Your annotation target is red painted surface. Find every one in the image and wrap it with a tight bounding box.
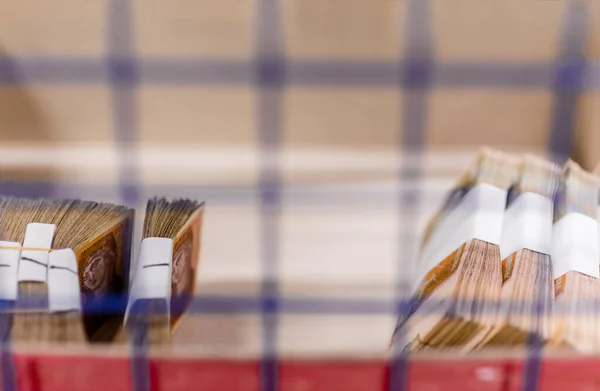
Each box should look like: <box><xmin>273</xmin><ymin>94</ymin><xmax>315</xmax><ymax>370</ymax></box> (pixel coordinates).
<box><xmin>14</xmin><ymin>353</ymin><xmax>131</xmax><ymax>391</ymax></box>
<box><xmin>6</xmin><ymin>353</ymin><xmax>600</xmax><ymax>391</ymax></box>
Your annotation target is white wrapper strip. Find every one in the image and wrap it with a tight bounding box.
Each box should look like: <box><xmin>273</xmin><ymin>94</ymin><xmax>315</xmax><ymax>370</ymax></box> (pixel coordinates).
<box><xmin>48</xmin><ymin>249</ymin><xmax>81</xmax><ymax>312</ymax></box>
<box><xmin>416</xmin><ymin>183</ymin><xmax>507</xmax><ymax>287</ymax></box>
<box><xmin>125</xmin><ymin>237</ymin><xmax>173</xmax><ymax>323</ymax></box>
<box><xmin>0</xmin><ymin>241</ymin><xmax>22</xmax><ymax>301</ymax></box>
<box><xmin>17</xmin><ymin>223</ymin><xmax>56</xmax><ymax>283</ymax></box>
<box><xmin>551</xmin><ymin>213</ymin><xmax>599</xmax><ymax>279</ymax></box>
<box><xmin>500</xmin><ymin>192</ymin><xmax>553</xmax><ymax>260</ymax></box>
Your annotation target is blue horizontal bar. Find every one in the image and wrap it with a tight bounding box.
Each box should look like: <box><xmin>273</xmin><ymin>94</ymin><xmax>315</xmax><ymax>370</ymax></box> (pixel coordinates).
<box><xmin>0</xmin><ymin>179</ymin><xmax>444</xmax><ymax>208</ymax></box>
<box><xmin>6</xmin><ymin>293</ymin><xmax>600</xmax><ymax>316</ymax></box>
<box><xmin>139</xmin><ymin>59</ymin><xmax>251</xmax><ymax>85</ymax></box>
<box><xmin>0</xmin><ymin>57</ymin><xmax>107</xmax><ymax>84</ymax></box>
<box><xmin>0</xmin><ymin>56</ymin><xmax>596</xmax><ymax>90</ymax></box>
<box><xmin>436</xmin><ymin>61</ymin><xmax>554</xmax><ymax>88</ymax></box>
<box><xmin>288</xmin><ymin>60</ymin><xmax>401</xmax><ymax>86</ymax></box>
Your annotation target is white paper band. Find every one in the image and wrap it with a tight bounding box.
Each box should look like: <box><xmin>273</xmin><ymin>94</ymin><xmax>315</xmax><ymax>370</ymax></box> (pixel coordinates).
<box><xmin>48</xmin><ymin>249</ymin><xmax>81</xmax><ymax>312</ymax></box>
<box><xmin>500</xmin><ymin>192</ymin><xmax>553</xmax><ymax>260</ymax></box>
<box><xmin>125</xmin><ymin>237</ymin><xmax>173</xmax><ymax>323</ymax></box>
<box><xmin>17</xmin><ymin>223</ymin><xmax>56</xmax><ymax>283</ymax></box>
<box><xmin>0</xmin><ymin>241</ymin><xmax>21</xmax><ymax>301</ymax></box>
<box><xmin>417</xmin><ymin>183</ymin><xmax>507</xmax><ymax>285</ymax></box>
<box><xmin>551</xmin><ymin>213</ymin><xmax>599</xmax><ymax>279</ymax></box>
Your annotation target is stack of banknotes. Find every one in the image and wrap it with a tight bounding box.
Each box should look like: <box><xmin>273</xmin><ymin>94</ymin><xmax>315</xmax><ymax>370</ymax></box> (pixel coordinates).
<box><xmin>393</xmin><ymin>148</ymin><xmax>600</xmax><ymax>353</ymax></box>
<box><xmin>0</xmin><ymin>196</ymin><xmax>203</xmax><ymax>345</ymax></box>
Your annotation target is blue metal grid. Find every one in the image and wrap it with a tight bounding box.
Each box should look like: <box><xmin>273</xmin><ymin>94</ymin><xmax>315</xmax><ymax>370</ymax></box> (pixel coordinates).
<box><xmin>0</xmin><ymin>1</ymin><xmax>593</xmax><ymax>391</ymax></box>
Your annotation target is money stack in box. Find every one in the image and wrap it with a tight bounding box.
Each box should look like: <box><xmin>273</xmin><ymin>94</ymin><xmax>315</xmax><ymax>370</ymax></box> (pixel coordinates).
<box><xmin>0</xmin><ymin>196</ymin><xmax>203</xmax><ymax>345</ymax></box>
<box><xmin>392</xmin><ymin>147</ymin><xmax>600</xmax><ymax>353</ymax></box>
<box><xmin>0</xmin><ymin>198</ymin><xmax>134</xmax><ymax>343</ymax></box>
<box><xmin>120</xmin><ymin>198</ymin><xmax>204</xmax><ymax>345</ymax></box>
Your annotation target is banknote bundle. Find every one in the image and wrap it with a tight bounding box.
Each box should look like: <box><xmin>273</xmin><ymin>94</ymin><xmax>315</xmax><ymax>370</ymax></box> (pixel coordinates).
<box><xmin>392</xmin><ymin>152</ymin><xmax>600</xmax><ymax>354</ymax></box>
<box><xmin>548</xmin><ymin>161</ymin><xmax>600</xmax><ymax>352</ymax></box>
<box><xmin>479</xmin><ymin>156</ymin><xmax>560</xmax><ymax>347</ymax></box>
<box><xmin>392</xmin><ymin>148</ymin><xmax>520</xmax><ymax>351</ymax></box>
<box><xmin>123</xmin><ymin>197</ymin><xmax>204</xmax><ymax>346</ymax></box>
<box><xmin>0</xmin><ymin>196</ymin><xmax>133</xmax><ymax>343</ymax></box>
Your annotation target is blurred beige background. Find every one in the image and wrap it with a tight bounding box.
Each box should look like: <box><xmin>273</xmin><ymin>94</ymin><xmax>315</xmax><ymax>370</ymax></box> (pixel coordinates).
<box><xmin>0</xmin><ymin>0</ymin><xmax>597</xmax><ymax>175</ymax></box>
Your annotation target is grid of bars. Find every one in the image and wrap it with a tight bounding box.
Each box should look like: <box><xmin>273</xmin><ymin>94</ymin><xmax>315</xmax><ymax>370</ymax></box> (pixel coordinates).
<box><xmin>0</xmin><ymin>0</ymin><xmax>595</xmax><ymax>390</ymax></box>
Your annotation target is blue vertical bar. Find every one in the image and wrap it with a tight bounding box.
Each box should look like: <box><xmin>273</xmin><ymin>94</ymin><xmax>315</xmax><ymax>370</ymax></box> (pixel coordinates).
<box><xmin>107</xmin><ymin>0</ymin><xmax>141</xmax><ymax>206</ymax></box>
<box><xmin>255</xmin><ymin>1</ymin><xmax>284</xmax><ymax>391</ymax></box>
<box><xmin>547</xmin><ymin>0</ymin><xmax>588</xmax><ymax>162</ymax></box>
<box><xmin>106</xmin><ymin>1</ymin><xmax>147</xmax><ymax>390</ymax></box>
<box><xmin>0</xmin><ymin>302</ymin><xmax>16</xmax><ymax>391</ymax></box>
<box><xmin>0</xmin><ymin>345</ymin><xmax>16</xmax><ymax>391</ymax></box>
<box><xmin>391</xmin><ymin>0</ymin><xmax>433</xmax><ymax>390</ymax></box>
<box><xmin>129</xmin><ymin>321</ymin><xmax>152</xmax><ymax>391</ymax></box>
<box><xmin>524</xmin><ymin>2</ymin><xmax>588</xmax><ymax>391</ymax></box>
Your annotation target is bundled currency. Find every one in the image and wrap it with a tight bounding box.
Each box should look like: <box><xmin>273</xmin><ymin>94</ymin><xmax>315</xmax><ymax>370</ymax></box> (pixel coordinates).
<box><xmin>479</xmin><ymin>155</ymin><xmax>560</xmax><ymax>347</ymax></box>
<box><xmin>392</xmin><ymin>148</ymin><xmax>520</xmax><ymax>351</ymax></box>
<box><xmin>122</xmin><ymin>197</ymin><xmax>204</xmax><ymax>346</ymax></box>
<box><xmin>0</xmin><ymin>197</ymin><xmax>133</xmax><ymax>343</ymax></box>
<box><xmin>548</xmin><ymin>161</ymin><xmax>600</xmax><ymax>352</ymax></box>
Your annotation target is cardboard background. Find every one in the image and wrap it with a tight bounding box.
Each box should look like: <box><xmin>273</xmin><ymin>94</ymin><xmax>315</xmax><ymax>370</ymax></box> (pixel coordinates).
<box><xmin>0</xmin><ymin>0</ymin><xmax>596</xmax><ymax>168</ymax></box>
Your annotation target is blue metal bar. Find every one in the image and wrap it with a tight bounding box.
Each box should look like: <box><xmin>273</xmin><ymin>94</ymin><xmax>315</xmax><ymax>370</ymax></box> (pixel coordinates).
<box><xmin>0</xmin><ymin>179</ymin><xmax>455</xmax><ymax>208</ymax></box>
<box><xmin>0</xmin><ymin>302</ymin><xmax>16</xmax><ymax>391</ymax></box>
<box><xmin>547</xmin><ymin>0</ymin><xmax>588</xmax><ymax>160</ymax></box>
<box><xmin>255</xmin><ymin>1</ymin><xmax>284</xmax><ymax>391</ymax></box>
<box><xmin>524</xmin><ymin>2</ymin><xmax>589</xmax><ymax>390</ymax></box>
<box><xmin>106</xmin><ymin>1</ymin><xmax>148</xmax><ymax>390</ymax></box>
<box><xmin>0</xmin><ymin>56</ymin><xmax>596</xmax><ymax>89</ymax></box>
<box><xmin>107</xmin><ymin>0</ymin><xmax>141</xmax><ymax>206</ymax></box>
<box><xmin>391</xmin><ymin>0</ymin><xmax>433</xmax><ymax>389</ymax></box>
